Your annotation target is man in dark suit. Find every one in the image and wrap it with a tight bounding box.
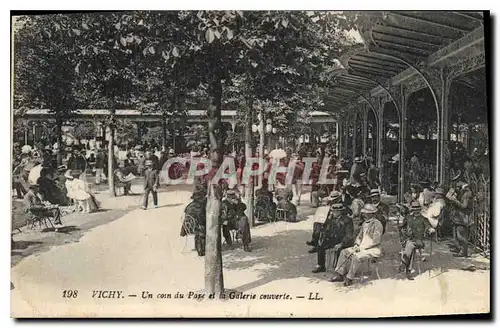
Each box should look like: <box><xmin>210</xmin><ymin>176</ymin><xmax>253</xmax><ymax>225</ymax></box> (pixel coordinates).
<box><xmin>142</xmin><ymin>160</ymin><xmax>159</xmax><ymax>209</ymax></box>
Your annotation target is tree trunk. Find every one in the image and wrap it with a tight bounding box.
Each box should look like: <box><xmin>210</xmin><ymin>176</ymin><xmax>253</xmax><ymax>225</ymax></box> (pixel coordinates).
<box><xmin>56</xmin><ymin>115</ymin><xmax>63</xmax><ymax>165</ymax></box>
<box><xmin>258</xmin><ymin>109</ymin><xmax>265</xmax><ymax>189</ymax></box>
<box><xmin>162</xmin><ymin>114</ymin><xmax>167</xmax><ymax>150</ymax></box>
<box><xmin>245</xmin><ymin>97</ymin><xmax>255</xmax><ymax>227</ymax></box>
<box><xmin>108</xmin><ymin>112</ymin><xmax>116</xmax><ymax>197</ymax></box>
<box><xmin>205</xmin><ymin>79</ymin><xmax>224</xmax><ymax>297</ymax></box>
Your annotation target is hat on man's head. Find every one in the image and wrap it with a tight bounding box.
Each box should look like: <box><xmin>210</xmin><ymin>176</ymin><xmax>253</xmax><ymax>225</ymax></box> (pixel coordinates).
<box><xmin>354</xmin><ymin>157</ymin><xmax>362</xmax><ymax>163</ymax></box>
<box><xmin>327</xmin><ymin>190</ymin><xmax>342</xmax><ymax>202</ymax></box>
<box><xmin>168</xmin><ymin>148</ymin><xmax>175</xmax><ymax>154</ymax></box>
<box><xmin>330</xmin><ymin>203</ymin><xmax>345</xmax><ymax>211</ymax></box>
<box><xmin>434</xmin><ymin>187</ymin><xmax>445</xmax><ymax>195</ymax></box>
<box><xmin>410</xmin><ymin>201</ymin><xmax>421</xmax><ymax>211</ymax></box>
<box><xmin>226</xmin><ymin>189</ymin><xmax>236</xmax><ymax>196</ymax></box>
<box><xmin>57</xmin><ymin>164</ymin><xmax>67</xmax><ymax>172</ymax></box>
<box><xmin>64</xmin><ymin>170</ymin><xmax>74</xmax><ymax>179</ymax></box>
<box><xmin>370</xmin><ymin>189</ymin><xmax>380</xmax><ymax>197</ymax></box>
<box><xmin>145</xmin><ymin>159</ymin><xmax>153</xmax><ymax>166</ymax></box>
<box><xmin>361</xmin><ymin>204</ymin><xmax>378</xmax><ymax>214</ymax></box>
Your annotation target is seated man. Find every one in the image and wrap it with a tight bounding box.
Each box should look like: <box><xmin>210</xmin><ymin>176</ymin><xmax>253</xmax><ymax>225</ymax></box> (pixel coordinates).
<box><xmin>23</xmin><ymin>184</ymin><xmax>63</xmax><ymax>227</ymax></box>
<box><xmin>398</xmin><ymin>201</ymin><xmax>427</xmax><ymax>280</ymax></box>
<box><xmin>221</xmin><ymin>189</ymin><xmax>241</xmax><ymax>246</ymax></box>
<box><xmin>368</xmin><ymin>189</ymin><xmax>389</xmax><ymax>234</ymax></box>
<box><xmin>422</xmin><ymin>187</ymin><xmax>446</xmax><ymax>231</ymax></box>
<box><xmin>180</xmin><ymin>191</ymin><xmax>207</xmax><ymax>256</ymax></box>
<box><xmin>329</xmin><ymin>204</ymin><xmax>383</xmax><ymax>286</ymax></box>
<box><xmin>276</xmin><ymin>185</ymin><xmax>297</xmax><ymax>222</ymax></box>
<box><xmin>307</xmin><ymin>190</ymin><xmax>342</xmax><ymax>252</ymax></box>
<box><xmin>312</xmin><ymin>202</ymin><xmax>354</xmax><ymax>273</ymax></box>
<box><xmin>255</xmin><ymin>180</ymin><xmax>277</xmax><ymax>221</ymax></box>
<box><xmin>114</xmin><ymin>161</ymin><xmax>135</xmax><ymax>195</ymax></box>
<box><xmin>235</xmin><ymin>203</ymin><xmax>252</xmax><ymax>252</ymax></box>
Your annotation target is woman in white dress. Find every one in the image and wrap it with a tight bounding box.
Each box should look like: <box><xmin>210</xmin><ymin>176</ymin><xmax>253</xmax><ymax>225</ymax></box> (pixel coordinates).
<box><xmin>65</xmin><ymin>170</ymin><xmax>99</xmax><ymax>213</ymax></box>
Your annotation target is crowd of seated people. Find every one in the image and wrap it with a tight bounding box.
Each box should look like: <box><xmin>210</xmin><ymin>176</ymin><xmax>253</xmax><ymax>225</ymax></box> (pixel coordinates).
<box><xmin>307</xmin><ymin>171</ymin><xmax>463</xmax><ymax>286</ymax></box>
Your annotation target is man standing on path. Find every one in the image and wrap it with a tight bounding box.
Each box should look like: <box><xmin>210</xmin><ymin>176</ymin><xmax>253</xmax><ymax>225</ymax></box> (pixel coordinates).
<box><xmin>446</xmin><ymin>181</ymin><xmax>473</xmax><ymax>257</ymax></box>
<box><xmin>142</xmin><ymin>160</ymin><xmax>159</xmax><ymax>210</ymax></box>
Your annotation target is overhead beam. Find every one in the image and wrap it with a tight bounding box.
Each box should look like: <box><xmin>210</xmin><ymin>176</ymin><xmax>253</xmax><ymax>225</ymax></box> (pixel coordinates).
<box><xmin>372</xmin><ymin>39</ymin><xmax>433</xmax><ymax>57</ymax></box>
<box><xmin>349</xmin><ymin>58</ymin><xmax>403</xmax><ymax>73</ymax></box>
<box><xmin>348</xmin><ymin>64</ymin><xmax>396</xmax><ymax>77</ymax></box>
<box><xmin>375</xmin><ymin>24</ymin><xmax>455</xmax><ymax>43</ymax></box>
<box><xmin>389</xmin><ymin>12</ymin><xmax>471</xmax><ymax>33</ymax></box>
<box><xmin>337</xmin><ymin>79</ymin><xmax>377</xmax><ymax>90</ymax></box>
<box><xmin>372</xmin><ymin>30</ymin><xmax>442</xmax><ymax>49</ymax></box>
<box><xmin>427</xmin><ymin>26</ymin><xmax>485</xmax><ymax>66</ymax></box>
<box><xmin>352</xmin><ymin>54</ymin><xmax>408</xmax><ymax>69</ymax></box>
<box><xmin>453</xmin><ymin>12</ymin><xmax>484</xmax><ymax>22</ymax></box>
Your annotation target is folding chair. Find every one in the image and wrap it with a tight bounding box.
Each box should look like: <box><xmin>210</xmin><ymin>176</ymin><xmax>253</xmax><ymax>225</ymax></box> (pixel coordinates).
<box><xmin>276</xmin><ymin>208</ymin><xmax>289</xmax><ymax>222</ymax></box>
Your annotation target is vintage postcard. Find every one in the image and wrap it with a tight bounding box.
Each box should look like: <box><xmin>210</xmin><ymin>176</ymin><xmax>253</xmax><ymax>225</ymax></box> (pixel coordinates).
<box><xmin>11</xmin><ymin>10</ymin><xmax>490</xmax><ymax>318</ymax></box>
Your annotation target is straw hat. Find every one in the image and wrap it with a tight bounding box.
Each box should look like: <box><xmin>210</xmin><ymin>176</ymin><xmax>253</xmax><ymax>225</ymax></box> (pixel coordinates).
<box><xmin>361</xmin><ymin>204</ymin><xmax>378</xmax><ymax>214</ymax></box>
<box><xmin>410</xmin><ymin>201</ymin><xmax>421</xmax><ymax>211</ymax></box>
<box><xmin>64</xmin><ymin>170</ymin><xmax>74</xmax><ymax>179</ymax></box>
<box><xmin>330</xmin><ymin>203</ymin><xmax>345</xmax><ymax>211</ymax></box>
<box><xmin>370</xmin><ymin>189</ymin><xmax>380</xmax><ymax>197</ymax></box>
<box><xmin>434</xmin><ymin>187</ymin><xmax>445</xmax><ymax>195</ymax></box>
<box><xmin>354</xmin><ymin>157</ymin><xmax>362</xmax><ymax>163</ymax></box>
<box><xmin>327</xmin><ymin>190</ymin><xmax>342</xmax><ymax>203</ymax></box>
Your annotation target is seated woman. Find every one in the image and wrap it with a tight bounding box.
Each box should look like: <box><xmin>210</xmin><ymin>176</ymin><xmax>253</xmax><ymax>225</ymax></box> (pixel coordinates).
<box><xmin>220</xmin><ymin>189</ymin><xmax>241</xmax><ymax>245</ymax></box>
<box><xmin>23</xmin><ymin>184</ymin><xmax>63</xmax><ymax>227</ymax></box>
<box><xmin>255</xmin><ymin>180</ymin><xmax>276</xmax><ymax>221</ymax></box>
<box><xmin>181</xmin><ymin>191</ymin><xmax>207</xmax><ymax>256</ymax></box>
<box><xmin>64</xmin><ymin>170</ymin><xmax>99</xmax><ymax>213</ymax></box>
<box><xmin>37</xmin><ymin>167</ymin><xmax>68</xmax><ymax>206</ymax></box>
<box><xmin>275</xmin><ymin>185</ymin><xmax>297</xmax><ymax>222</ymax></box>
<box><xmin>235</xmin><ymin>203</ymin><xmax>251</xmax><ymax>252</ymax></box>
<box><xmin>114</xmin><ymin>162</ymin><xmax>135</xmax><ymax>195</ymax></box>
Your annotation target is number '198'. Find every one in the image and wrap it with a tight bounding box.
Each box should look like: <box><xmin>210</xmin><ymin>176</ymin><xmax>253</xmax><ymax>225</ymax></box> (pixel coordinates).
<box><xmin>62</xmin><ymin>290</ymin><xmax>78</xmax><ymax>298</ymax></box>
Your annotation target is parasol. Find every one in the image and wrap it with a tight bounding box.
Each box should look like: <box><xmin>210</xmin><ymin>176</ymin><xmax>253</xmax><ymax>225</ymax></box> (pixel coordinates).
<box><xmin>268</xmin><ymin>148</ymin><xmax>287</xmax><ymax>159</ymax></box>
<box><xmin>28</xmin><ymin>164</ymin><xmax>43</xmax><ymax>185</ymax></box>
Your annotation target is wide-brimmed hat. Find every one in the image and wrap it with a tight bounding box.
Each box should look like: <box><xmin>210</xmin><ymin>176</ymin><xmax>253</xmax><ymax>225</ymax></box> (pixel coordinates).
<box><xmin>327</xmin><ymin>190</ymin><xmax>342</xmax><ymax>202</ymax></box>
<box><xmin>419</xmin><ymin>180</ymin><xmax>431</xmax><ymax>188</ymax></box>
<box><xmin>354</xmin><ymin>157</ymin><xmax>362</xmax><ymax>163</ymax></box>
<box><xmin>434</xmin><ymin>187</ymin><xmax>445</xmax><ymax>195</ymax></box>
<box><xmin>57</xmin><ymin>164</ymin><xmax>68</xmax><ymax>172</ymax></box>
<box><xmin>330</xmin><ymin>203</ymin><xmax>344</xmax><ymax>211</ymax></box>
<box><xmin>410</xmin><ymin>201</ymin><xmax>421</xmax><ymax>210</ymax></box>
<box><xmin>64</xmin><ymin>170</ymin><xmax>74</xmax><ymax>179</ymax></box>
<box><xmin>370</xmin><ymin>189</ymin><xmax>380</xmax><ymax>197</ymax></box>
<box><xmin>361</xmin><ymin>204</ymin><xmax>378</xmax><ymax>214</ymax></box>
<box><xmin>226</xmin><ymin>189</ymin><xmax>236</xmax><ymax>196</ymax></box>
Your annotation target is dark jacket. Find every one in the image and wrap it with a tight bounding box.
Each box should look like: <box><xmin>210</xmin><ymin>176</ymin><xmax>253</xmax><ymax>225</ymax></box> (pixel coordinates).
<box><xmin>450</xmin><ymin>189</ymin><xmax>473</xmax><ymax>226</ymax></box>
<box><xmin>95</xmin><ymin>152</ymin><xmax>106</xmax><ymax>169</ymax></box>
<box><xmin>144</xmin><ymin>168</ymin><xmax>159</xmax><ymax>189</ymax></box>
<box><xmin>398</xmin><ymin>212</ymin><xmax>427</xmax><ymax>249</ymax></box>
<box><xmin>320</xmin><ymin>213</ymin><xmax>354</xmax><ymax>249</ymax></box>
